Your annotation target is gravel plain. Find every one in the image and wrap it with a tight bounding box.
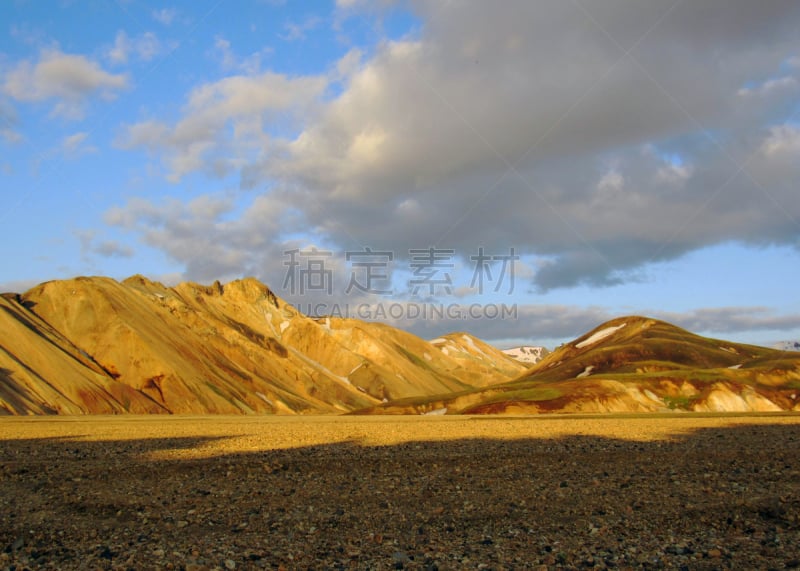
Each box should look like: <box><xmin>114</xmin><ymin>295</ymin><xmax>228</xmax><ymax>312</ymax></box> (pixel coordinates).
<box><xmin>1</xmin><ymin>414</ymin><xmax>799</xmax><ymax>570</ymax></box>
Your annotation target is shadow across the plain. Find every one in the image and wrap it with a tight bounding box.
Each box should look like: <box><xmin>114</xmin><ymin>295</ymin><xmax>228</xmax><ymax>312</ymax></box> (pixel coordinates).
<box><xmin>1</xmin><ymin>421</ymin><xmax>799</xmax><ymax>569</ymax></box>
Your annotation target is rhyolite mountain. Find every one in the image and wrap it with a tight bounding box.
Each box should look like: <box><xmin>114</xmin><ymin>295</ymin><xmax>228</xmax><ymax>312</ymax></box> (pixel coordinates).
<box><xmin>0</xmin><ymin>276</ymin><xmax>526</xmax><ymax>415</ymax></box>
<box><xmin>2</xmin><ymin>279</ymin><xmax>800</xmax><ymax>415</ymax></box>
<box><xmin>358</xmin><ymin>316</ymin><xmax>800</xmax><ymax>415</ymax></box>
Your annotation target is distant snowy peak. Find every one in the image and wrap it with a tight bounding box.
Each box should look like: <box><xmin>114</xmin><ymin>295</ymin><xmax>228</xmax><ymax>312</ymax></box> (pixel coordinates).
<box><xmin>502</xmin><ymin>346</ymin><xmax>549</xmax><ymax>364</ymax></box>
<box><xmin>773</xmin><ymin>340</ymin><xmax>800</xmax><ymax>352</ymax></box>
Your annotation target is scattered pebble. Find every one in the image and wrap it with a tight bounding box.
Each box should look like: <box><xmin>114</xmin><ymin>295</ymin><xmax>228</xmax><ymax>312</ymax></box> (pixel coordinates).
<box><xmin>1</xmin><ymin>416</ymin><xmax>798</xmax><ymax>569</ymax></box>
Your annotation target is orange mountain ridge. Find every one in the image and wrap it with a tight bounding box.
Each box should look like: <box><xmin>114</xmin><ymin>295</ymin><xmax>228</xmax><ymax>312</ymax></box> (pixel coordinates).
<box><xmin>2</xmin><ymin>278</ymin><xmax>799</xmax><ymax>415</ymax></box>
<box><xmin>0</xmin><ymin>276</ymin><xmax>525</xmax><ymax>415</ymax></box>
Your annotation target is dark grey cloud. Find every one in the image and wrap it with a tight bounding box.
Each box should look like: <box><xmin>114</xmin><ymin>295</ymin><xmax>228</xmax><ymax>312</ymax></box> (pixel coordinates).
<box><xmin>403</xmin><ymin>304</ymin><xmax>800</xmax><ymax>347</ymax></box>
<box><xmin>113</xmin><ymin>0</ymin><xmax>800</xmax><ymax>293</ymax></box>
<box><xmin>402</xmin><ymin>303</ymin><xmax>614</xmax><ymax>346</ymax></box>
<box><xmin>653</xmin><ymin>307</ymin><xmax>800</xmax><ymax>336</ymax></box>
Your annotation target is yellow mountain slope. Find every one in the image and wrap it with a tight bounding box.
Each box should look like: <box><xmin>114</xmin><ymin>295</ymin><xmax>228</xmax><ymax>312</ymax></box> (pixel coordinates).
<box><xmin>0</xmin><ymin>276</ymin><xmax>523</xmax><ymax>415</ymax></box>
<box><xmin>0</xmin><ymin>293</ymin><xmax>166</xmax><ymax>414</ymax></box>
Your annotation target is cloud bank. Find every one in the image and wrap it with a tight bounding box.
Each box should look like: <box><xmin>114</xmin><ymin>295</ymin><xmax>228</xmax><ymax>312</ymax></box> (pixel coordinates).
<box><xmin>105</xmin><ymin>0</ymin><xmax>800</xmax><ymax>343</ymax></box>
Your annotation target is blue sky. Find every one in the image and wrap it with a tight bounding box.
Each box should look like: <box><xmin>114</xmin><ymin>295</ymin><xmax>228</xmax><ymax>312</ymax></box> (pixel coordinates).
<box><xmin>1</xmin><ymin>1</ymin><xmax>800</xmax><ymax>348</ymax></box>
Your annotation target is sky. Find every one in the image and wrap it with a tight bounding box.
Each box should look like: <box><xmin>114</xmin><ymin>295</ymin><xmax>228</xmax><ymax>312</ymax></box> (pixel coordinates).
<box><xmin>1</xmin><ymin>0</ymin><xmax>800</xmax><ymax>349</ymax></box>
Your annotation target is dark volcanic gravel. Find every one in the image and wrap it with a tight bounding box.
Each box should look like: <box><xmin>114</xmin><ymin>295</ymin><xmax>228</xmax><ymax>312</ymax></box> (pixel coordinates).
<box><xmin>1</xmin><ymin>415</ymin><xmax>799</xmax><ymax>570</ymax></box>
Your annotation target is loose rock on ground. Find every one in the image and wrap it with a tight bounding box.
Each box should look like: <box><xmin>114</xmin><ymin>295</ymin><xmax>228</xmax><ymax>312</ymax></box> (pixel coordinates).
<box><xmin>1</xmin><ymin>414</ymin><xmax>799</xmax><ymax>569</ymax></box>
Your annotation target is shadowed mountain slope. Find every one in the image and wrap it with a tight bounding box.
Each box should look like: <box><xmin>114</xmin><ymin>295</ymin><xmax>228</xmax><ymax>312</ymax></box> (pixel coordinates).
<box><xmin>0</xmin><ymin>293</ymin><xmax>166</xmax><ymax>415</ymax></box>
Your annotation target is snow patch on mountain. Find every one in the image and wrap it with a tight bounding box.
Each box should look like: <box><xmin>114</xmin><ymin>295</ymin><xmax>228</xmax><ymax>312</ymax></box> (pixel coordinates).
<box><xmin>502</xmin><ymin>346</ymin><xmax>548</xmax><ymax>364</ymax></box>
<box><xmin>576</xmin><ymin>323</ymin><xmax>626</xmax><ymax>349</ymax></box>
<box><xmin>255</xmin><ymin>392</ymin><xmax>273</xmax><ymax>405</ymax></box>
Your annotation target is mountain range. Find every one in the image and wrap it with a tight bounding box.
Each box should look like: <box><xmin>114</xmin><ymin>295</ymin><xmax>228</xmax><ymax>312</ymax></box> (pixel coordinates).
<box><xmin>0</xmin><ymin>276</ymin><xmax>525</xmax><ymax>415</ymax></box>
<box><xmin>1</xmin><ymin>276</ymin><xmax>799</xmax><ymax>415</ymax></box>
<box><xmin>363</xmin><ymin>316</ymin><xmax>800</xmax><ymax>414</ymax></box>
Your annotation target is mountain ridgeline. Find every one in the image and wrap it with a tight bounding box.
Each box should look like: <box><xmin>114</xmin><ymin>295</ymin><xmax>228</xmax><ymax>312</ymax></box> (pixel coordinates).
<box><xmin>362</xmin><ymin>317</ymin><xmax>800</xmax><ymax>414</ymax></box>
<box><xmin>1</xmin><ymin>277</ymin><xmax>799</xmax><ymax>415</ymax></box>
<box><xmin>0</xmin><ymin>276</ymin><xmax>526</xmax><ymax>415</ymax></box>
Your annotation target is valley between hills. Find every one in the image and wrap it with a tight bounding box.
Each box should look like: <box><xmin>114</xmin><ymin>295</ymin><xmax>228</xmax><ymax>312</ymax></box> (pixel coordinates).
<box><xmin>1</xmin><ymin>275</ymin><xmax>800</xmax><ymax>416</ymax></box>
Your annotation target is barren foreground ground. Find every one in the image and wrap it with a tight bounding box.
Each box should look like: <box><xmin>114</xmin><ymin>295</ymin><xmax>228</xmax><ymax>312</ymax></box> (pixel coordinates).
<box><xmin>1</xmin><ymin>414</ymin><xmax>799</xmax><ymax>570</ymax></box>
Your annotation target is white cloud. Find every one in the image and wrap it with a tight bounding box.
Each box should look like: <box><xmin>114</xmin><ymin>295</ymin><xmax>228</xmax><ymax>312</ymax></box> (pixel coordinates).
<box><xmin>106</xmin><ymin>194</ymin><xmax>288</xmax><ymax>282</ymax></box>
<box><xmin>152</xmin><ymin>8</ymin><xmax>178</xmax><ymax>25</ymax></box>
<box><xmin>652</xmin><ymin>307</ymin><xmax>800</xmax><ymax>335</ymax></box>
<box><xmin>2</xmin><ymin>49</ymin><xmax>128</xmax><ymax>119</ymax></box>
<box><xmin>384</xmin><ymin>300</ymin><xmax>800</xmax><ymax>346</ymax></box>
<box><xmin>655</xmin><ymin>164</ymin><xmax>692</xmax><ymax>186</ymax></box>
<box><xmin>738</xmin><ymin>75</ymin><xmax>798</xmax><ymax>97</ymax></box>
<box><xmin>75</xmin><ymin>230</ymin><xmax>134</xmax><ymax>263</ymax></box>
<box><xmin>116</xmin><ymin>120</ymin><xmax>170</xmax><ymax>151</ymax></box>
<box><xmin>0</xmin><ymin>128</ymin><xmax>22</xmax><ymax>144</ymax></box>
<box><xmin>110</xmin><ymin>0</ymin><xmax>800</xmax><ymax>292</ymax></box>
<box><xmin>61</xmin><ymin>131</ymin><xmax>97</xmax><ymax>158</ymax></box>
<box><xmin>280</xmin><ymin>15</ymin><xmax>322</xmax><ymax>41</ymax></box>
<box><xmin>213</xmin><ymin>37</ymin><xmax>237</xmax><ymax>70</ymax></box>
<box><xmin>30</xmin><ymin>131</ymin><xmax>98</xmax><ymax>167</ymax></box>
<box><xmin>107</xmin><ymin>31</ymin><xmax>130</xmax><ymax>65</ymax></box>
<box><xmin>93</xmin><ymin>240</ymin><xmax>134</xmax><ymax>258</ymax></box>
<box><xmin>761</xmin><ymin>124</ymin><xmax>800</xmax><ymax>156</ymax></box>
<box><xmin>106</xmin><ymin>31</ymin><xmax>169</xmax><ymax>65</ymax></box>
<box><xmin>135</xmin><ymin>32</ymin><xmax>164</xmax><ymax>61</ymax></box>
<box><xmin>335</xmin><ymin>48</ymin><xmax>362</xmax><ymax>80</ymax></box>
<box><xmin>395</xmin><ymin>198</ymin><xmax>421</xmax><ymax>216</ymax></box>
<box><xmin>211</xmin><ymin>36</ymin><xmax>273</xmax><ymax>74</ymax></box>
<box><xmin>597</xmin><ymin>170</ymin><xmax>624</xmax><ymax>193</ymax></box>
<box><xmin>0</xmin><ymin>101</ymin><xmax>22</xmax><ymax>144</ymax></box>
<box><xmin>753</xmin><ymin>123</ymin><xmax>800</xmax><ymax>190</ymax></box>
<box><xmin>118</xmin><ymin>70</ymin><xmax>325</xmax><ymax>181</ymax></box>
<box><xmin>63</xmin><ymin>132</ymin><xmax>87</xmax><ymax>150</ymax></box>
